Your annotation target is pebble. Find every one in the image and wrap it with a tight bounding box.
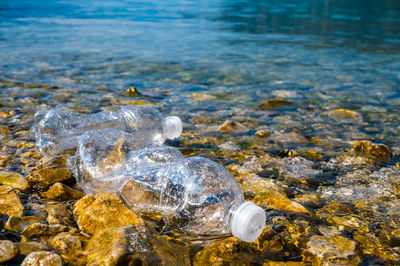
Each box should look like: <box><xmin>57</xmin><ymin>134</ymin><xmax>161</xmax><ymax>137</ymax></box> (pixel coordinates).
<box><xmin>73</xmin><ymin>193</ymin><xmax>144</xmax><ymax>235</ymax></box>
<box><xmin>0</xmin><ymin>185</ymin><xmax>24</xmax><ymax>216</ymax></box>
<box><xmin>0</xmin><ymin>172</ymin><xmax>30</xmax><ymax>191</ymax></box>
<box><xmin>41</xmin><ymin>182</ymin><xmax>85</xmax><ymax>201</ymax></box>
<box><xmin>0</xmin><ymin>240</ymin><xmax>19</xmax><ymax>264</ymax></box>
<box><xmin>21</xmin><ymin>251</ymin><xmax>63</xmax><ymax>266</ymax></box>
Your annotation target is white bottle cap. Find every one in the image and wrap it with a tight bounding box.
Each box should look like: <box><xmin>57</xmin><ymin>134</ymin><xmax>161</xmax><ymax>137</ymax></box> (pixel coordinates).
<box><xmin>230</xmin><ymin>201</ymin><xmax>266</xmax><ymax>242</ymax></box>
<box><xmin>164</xmin><ymin>116</ymin><xmax>182</xmax><ymax>139</ymax></box>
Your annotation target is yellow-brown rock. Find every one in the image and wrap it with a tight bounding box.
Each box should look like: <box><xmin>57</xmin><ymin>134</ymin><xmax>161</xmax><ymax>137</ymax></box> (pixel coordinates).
<box><xmin>46</xmin><ymin>203</ymin><xmax>74</xmax><ymax>225</ymax></box>
<box><xmin>328</xmin><ymin>109</ymin><xmax>363</xmax><ymax>121</ymax></box>
<box><xmin>218</xmin><ymin>120</ymin><xmax>248</xmax><ymax>133</ymax></box>
<box><xmin>27</xmin><ymin>155</ymin><xmax>73</xmax><ymax>189</ymax></box>
<box><xmin>85</xmin><ymin>226</ymin><xmax>190</xmax><ymax>266</ymax></box>
<box><xmin>21</xmin><ymin>251</ymin><xmax>63</xmax><ymax>266</ymax></box>
<box><xmin>350</xmin><ymin>140</ymin><xmax>392</xmax><ymax>162</ymax></box>
<box><xmin>303</xmin><ymin>235</ymin><xmax>360</xmax><ymax>265</ymax></box>
<box><xmin>5</xmin><ymin>216</ymin><xmax>43</xmax><ymax>232</ymax></box>
<box><xmin>249</xmin><ymin>187</ymin><xmax>309</xmax><ymax>213</ymax></box>
<box><xmin>41</xmin><ymin>182</ymin><xmax>85</xmax><ymax>201</ymax></box>
<box><xmin>51</xmin><ymin>232</ymin><xmax>87</xmax><ymax>266</ymax></box>
<box><xmin>0</xmin><ymin>240</ymin><xmax>19</xmax><ymax>264</ymax></box>
<box><xmin>73</xmin><ymin>193</ymin><xmax>144</xmax><ymax>235</ymax></box>
<box><xmin>193</xmin><ymin>237</ymin><xmax>260</xmax><ymax>266</ymax></box>
<box><xmin>0</xmin><ymin>185</ymin><xmax>24</xmax><ymax>216</ymax></box>
<box><xmin>0</xmin><ymin>172</ymin><xmax>30</xmax><ymax>192</ymax></box>
<box><xmin>192</xmin><ymin>93</ymin><xmax>217</xmax><ymax>101</ymax></box>
<box><xmin>16</xmin><ymin>241</ymin><xmax>47</xmax><ymax>256</ymax></box>
<box><xmin>259</xmin><ymin>98</ymin><xmax>292</xmax><ymax>109</ymax></box>
<box><xmin>21</xmin><ymin>223</ymin><xmax>67</xmax><ymax>238</ymax></box>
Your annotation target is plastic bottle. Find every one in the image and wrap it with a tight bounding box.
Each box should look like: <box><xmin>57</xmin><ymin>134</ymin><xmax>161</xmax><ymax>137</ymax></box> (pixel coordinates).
<box><xmin>31</xmin><ymin>105</ymin><xmax>182</xmax><ymax>156</ymax></box>
<box><xmin>67</xmin><ymin>129</ymin><xmax>266</xmax><ymax>242</ymax></box>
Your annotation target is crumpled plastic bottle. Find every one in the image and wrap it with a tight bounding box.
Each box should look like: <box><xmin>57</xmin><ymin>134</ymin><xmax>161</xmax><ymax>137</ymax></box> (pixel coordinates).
<box><xmin>67</xmin><ymin>129</ymin><xmax>266</xmax><ymax>242</ymax></box>
<box><xmin>31</xmin><ymin>105</ymin><xmax>182</xmax><ymax>156</ymax></box>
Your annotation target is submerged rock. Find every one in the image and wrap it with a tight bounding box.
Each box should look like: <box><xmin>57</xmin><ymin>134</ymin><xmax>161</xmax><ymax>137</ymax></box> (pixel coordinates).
<box><xmin>85</xmin><ymin>226</ymin><xmax>190</xmax><ymax>266</ymax></box>
<box><xmin>27</xmin><ymin>155</ymin><xmax>73</xmax><ymax>189</ymax></box>
<box><xmin>0</xmin><ymin>172</ymin><xmax>30</xmax><ymax>191</ymax></box>
<box><xmin>303</xmin><ymin>235</ymin><xmax>360</xmax><ymax>265</ymax></box>
<box><xmin>5</xmin><ymin>216</ymin><xmax>43</xmax><ymax>232</ymax></box>
<box><xmin>350</xmin><ymin>140</ymin><xmax>392</xmax><ymax>162</ymax></box>
<box><xmin>328</xmin><ymin>109</ymin><xmax>363</xmax><ymax>123</ymax></box>
<box><xmin>41</xmin><ymin>182</ymin><xmax>85</xmax><ymax>201</ymax></box>
<box><xmin>16</xmin><ymin>241</ymin><xmax>47</xmax><ymax>256</ymax></box>
<box><xmin>51</xmin><ymin>232</ymin><xmax>87</xmax><ymax>265</ymax></box>
<box><xmin>259</xmin><ymin>98</ymin><xmax>292</xmax><ymax>109</ymax></box>
<box><xmin>21</xmin><ymin>223</ymin><xmax>68</xmax><ymax>238</ymax></box>
<box><xmin>46</xmin><ymin>203</ymin><xmax>74</xmax><ymax>225</ymax></box>
<box><xmin>21</xmin><ymin>251</ymin><xmax>63</xmax><ymax>266</ymax></box>
<box><xmin>218</xmin><ymin>120</ymin><xmax>248</xmax><ymax>133</ymax></box>
<box><xmin>193</xmin><ymin>237</ymin><xmax>260</xmax><ymax>265</ymax></box>
<box><xmin>0</xmin><ymin>240</ymin><xmax>19</xmax><ymax>264</ymax></box>
<box><xmin>0</xmin><ymin>185</ymin><xmax>24</xmax><ymax>216</ymax></box>
<box><xmin>73</xmin><ymin>193</ymin><xmax>144</xmax><ymax>235</ymax></box>
<box><xmin>192</xmin><ymin>93</ymin><xmax>217</xmax><ymax>101</ymax></box>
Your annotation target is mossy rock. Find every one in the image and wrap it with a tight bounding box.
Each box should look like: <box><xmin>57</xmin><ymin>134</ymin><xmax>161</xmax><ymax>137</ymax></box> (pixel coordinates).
<box><xmin>350</xmin><ymin>140</ymin><xmax>392</xmax><ymax>162</ymax></box>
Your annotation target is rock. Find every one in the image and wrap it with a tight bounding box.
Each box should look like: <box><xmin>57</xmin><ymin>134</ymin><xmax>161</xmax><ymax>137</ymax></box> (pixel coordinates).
<box><xmin>126</xmin><ymin>86</ymin><xmax>140</xmax><ymax>96</ymax></box>
<box><xmin>259</xmin><ymin>98</ymin><xmax>292</xmax><ymax>109</ymax></box>
<box><xmin>26</xmin><ymin>155</ymin><xmax>73</xmax><ymax>189</ymax></box>
<box><xmin>0</xmin><ymin>172</ymin><xmax>30</xmax><ymax>191</ymax></box>
<box><xmin>350</xmin><ymin>140</ymin><xmax>392</xmax><ymax>162</ymax></box>
<box><xmin>192</xmin><ymin>93</ymin><xmax>217</xmax><ymax>101</ymax></box>
<box><xmin>0</xmin><ymin>240</ymin><xmax>19</xmax><ymax>264</ymax></box>
<box><xmin>73</xmin><ymin>193</ymin><xmax>144</xmax><ymax>235</ymax></box>
<box><xmin>328</xmin><ymin>109</ymin><xmax>363</xmax><ymax>122</ymax></box>
<box><xmin>45</xmin><ymin>203</ymin><xmax>74</xmax><ymax>225</ymax></box>
<box><xmin>0</xmin><ymin>185</ymin><xmax>24</xmax><ymax>216</ymax></box>
<box><xmin>253</xmin><ymin>190</ymin><xmax>309</xmax><ymax>213</ymax></box>
<box><xmin>21</xmin><ymin>251</ymin><xmax>63</xmax><ymax>266</ymax></box>
<box><xmin>21</xmin><ymin>223</ymin><xmax>68</xmax><ymax>238</ymax></box>
<box><xmin>86</xmin><ymin>226</ymin><xmax>190</xmax><ymax>266</ymax></box>
<box><xmin>255</xmin><ymin>129</ymin><xmax>270</xmax><ymax>138</ymax></box>
<box><xmin>16</xmin><ymin>241</ymin><xmax>46</xmax><ymax>256</ymax></box>
<box><xmin>218</xmin><ymin>120</ymin><xmax>248</xmax><ymax>133</ymax></box>
<box><xmin>5</xmin><ymin>216</ymin><xmax>43</xmax><ymax>232</ymax></box>
<box><xmin>193</xmin><ymin>237</ymin><xmax>260</xmax><ymax>265</ymax></box>
<box><xmin>303</xmin><ymin>235</ymin><xmax>360</xmax><ymax>265</ymax></box>
<box><xmin>41</xmin><ymin>182</ymin><xmax>85</xmax><ymax>201</ymax></box>
<box><xmin>51</xmin><ymin>232</ymin><xmax>87</xmax><ymax>265</ymax></box>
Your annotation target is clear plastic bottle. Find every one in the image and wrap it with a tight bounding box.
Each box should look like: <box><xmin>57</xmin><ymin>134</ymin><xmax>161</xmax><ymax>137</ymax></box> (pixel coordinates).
<box><xmin>67</xmin><ymin>129</ymin><xmax>266</xmax><ymax>242</ymax></box>
<box><xmin>31</xmin><ymin>105</ymin><xmax>182</xmax><ymax>155</ymax></box>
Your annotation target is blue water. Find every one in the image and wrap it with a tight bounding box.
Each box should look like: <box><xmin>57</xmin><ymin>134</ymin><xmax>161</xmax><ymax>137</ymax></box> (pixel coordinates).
<box><xmin>1</xmin><ymin>0</ymin><xmax>399</xmax><ymax>95</ymax></box>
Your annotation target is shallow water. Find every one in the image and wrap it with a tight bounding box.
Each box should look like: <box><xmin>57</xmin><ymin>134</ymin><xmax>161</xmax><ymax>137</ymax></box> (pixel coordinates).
<box><xmin>1</xmin><ymin>0</ymin><xmax>400</xmax><ymax>264</ymax></box>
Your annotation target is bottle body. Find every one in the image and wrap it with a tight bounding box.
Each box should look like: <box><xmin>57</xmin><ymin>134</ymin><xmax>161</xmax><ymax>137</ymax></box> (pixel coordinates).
<box><xmin>32</xmin><ymin>105</ymin><xmax>182</xmax><ymax>156</ymax></box>
<box><xmin>67</xmin><ymin>129</ymin><xmax>264</xmax><ymax>239</ymax></box>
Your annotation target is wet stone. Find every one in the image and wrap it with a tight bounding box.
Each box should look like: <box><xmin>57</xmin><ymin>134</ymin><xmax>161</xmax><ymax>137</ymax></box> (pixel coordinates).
<box><xmin>0</xmin><ymin>185</ymin><xmax>24</xmax><ymax>216</ymax></box>
<box><xmin>21</xmin><ymin>251</ymin><xmax>63</xmax><ymax>266</ymax></box>
<box><xmin>192</xmin><ymin>92</ymin><xmax>217</xmax><ymax>101</ymax></box>
<box><xmin>259</xmin><ymin>98</ymin><xmax>292</xmax><ymax>109</ymax></box>
<box><xmin>350</xmin><ymin>140</ymin><xmax>392</xmax><ymax>162</ymax></box>
<box><xmin>16</xmin><ymin>241</ymin><xmax>47</xmax><ymax>256</ymax></box>
<box><xmin>5</xmin><ymin>216</ymin><xmax>43</xmax><ymax>232</ymax></box>
<box><xmin>85</xmin><ymin>226</ymin><xmax>190</xmax><ymax>266</ymax></box>
<box><xmin>303</xmin><ymin>235</ymin><xmax>360</xmax><ymax>265</ymax></box>
<box><xmin>218</xmin><ymin>120</ymin><xmax>248</xmax><ymax>133</ymax></box>
<box><xmin>41</xmin><ymin>182</ymin><xmax>85</xmax><ymax>201</ymax></box>
<box><xmin>328</xmin><ymin>109</ymin><xmax>363</xmax><ymax>123</ymax></box>
<box><xmin>0</xmin><ymin>240</ymin><xmax>19</xmax><ymax>264</ymax></box>
<box><xmin>21</xmin><ymin>223</ymin><xmax>68</xmax><ymax>238</ymax></box>
<box><xmin>51</xmin><ymin>232</ymin><xmax>87</xmax><ymax>265</ymax></box>
<box><xmin>193</xmin><ymin>237</ymin><xmax>260</xmax><ymax>266</ymax></box>
<box><xmin>26</xmin><ymin>155</ymin><xmax>73</xmax><ymax>190</ymax></box>
<box><xmin>73</xmin><ymin>193</ymin><xmax>144</xmax><ymax>235</ymax></box>
<box><xmin>0</xmin><ymin>172</ymin><xmax>30</xmax><ymax>192</ymax></box>
<box><xmin>45</xmin><ymin>203</ymin><xmax>74</xmax><ymax>225</ymax></box>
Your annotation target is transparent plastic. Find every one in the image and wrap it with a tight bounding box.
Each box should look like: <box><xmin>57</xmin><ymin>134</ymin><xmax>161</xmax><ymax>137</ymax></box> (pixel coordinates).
<box><xmin>67</xmin><ymin>129</ymin><xmax>265</xmax><ymax>242</ymax></box>
<box><xmin>31</xmin><ymin>105</ymin><xmax>182</xmax><ymax>155</ymax></box>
